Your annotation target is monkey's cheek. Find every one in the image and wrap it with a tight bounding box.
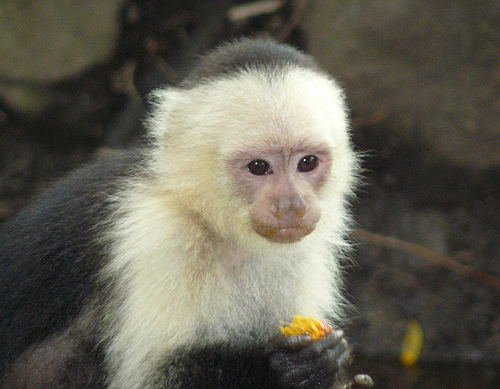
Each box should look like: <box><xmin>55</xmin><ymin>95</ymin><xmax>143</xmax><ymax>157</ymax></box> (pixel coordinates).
<box><xmin>253</xmin><ymin>225</ymin><xmax>315</xmax><ymax>243</ymax></box>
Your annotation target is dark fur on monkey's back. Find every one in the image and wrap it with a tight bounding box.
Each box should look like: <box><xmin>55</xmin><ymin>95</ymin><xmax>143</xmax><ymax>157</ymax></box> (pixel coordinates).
<box><xmin>0</xmin><ymin>152</ymin><xmax>139</xmax><ymax>374</ymax></box>
<box><xmin>182</xmin><ymin>38</ymin><xmax>321</xmax><ymax>87</ymax></box>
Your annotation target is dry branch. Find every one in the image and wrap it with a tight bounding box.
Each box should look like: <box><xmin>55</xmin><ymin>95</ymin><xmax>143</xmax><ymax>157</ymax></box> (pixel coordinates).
<box><xmin>353</xmin><ymin>229</ymin><xmax>500</xmax><ymax>291</ymax></box>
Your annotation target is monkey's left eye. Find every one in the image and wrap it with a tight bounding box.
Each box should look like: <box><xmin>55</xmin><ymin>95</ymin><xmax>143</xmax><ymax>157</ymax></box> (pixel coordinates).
<box><xmin>297</xmin><ymin>155</ymin><xmax>318</xmax><ymax>172</ymax></box>
<box><xmin>247</xmin><ymin>160</ymin><xmax>271</xmax><ymax>175</ymax></box>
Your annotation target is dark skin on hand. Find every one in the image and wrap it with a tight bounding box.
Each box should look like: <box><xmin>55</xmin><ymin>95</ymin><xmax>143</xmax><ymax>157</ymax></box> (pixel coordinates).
<box><xmin>266</xmin><ymin>331</ymin><xmax>351</xmax><ymax>389</ymax></box>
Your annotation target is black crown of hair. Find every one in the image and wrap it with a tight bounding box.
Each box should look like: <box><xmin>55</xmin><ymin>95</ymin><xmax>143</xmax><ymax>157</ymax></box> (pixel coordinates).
<box><xmin>181</xmin><ymin>38</ymin><xmax>320</xmax><ymax>87</ymax></box>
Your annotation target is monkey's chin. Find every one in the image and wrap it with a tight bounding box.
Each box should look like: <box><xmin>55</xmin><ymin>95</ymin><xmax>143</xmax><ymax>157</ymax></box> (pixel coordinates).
<box><xmin>254</xmin><ymin>225</ymin><xmax>315</xmax><ymax>244</ymax></box>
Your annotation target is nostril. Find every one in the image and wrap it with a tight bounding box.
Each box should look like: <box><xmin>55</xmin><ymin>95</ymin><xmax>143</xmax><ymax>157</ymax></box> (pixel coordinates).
<box><xmin>294</xmin><ymin>205</ymin><xmax>307</xmax><ymax>219</ymax></box>
<box><xmin>293</xmin><ymin>204</ymin><xmax>307</xmax><ymax>219</ymax></box>
<box><xmin>273</xmin><ymin>201</ymin><xmax>286</xmax><ymax>219</ymax></box>
<box><xmin>292</xmin><ymin>195</ymin><xmax>307</xmax><ymax>219</ymax></box>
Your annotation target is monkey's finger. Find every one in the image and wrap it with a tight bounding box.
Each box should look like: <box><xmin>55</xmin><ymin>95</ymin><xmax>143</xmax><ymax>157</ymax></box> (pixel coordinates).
<box><xmin>269</xmin><ymin>332</ymin><xmax>346</xmax><ymax>370</ymax></box>
<box><xmin>264</xmin><ymin>334</ymin><xmax>313</xmax><ymax>354</ymax></box>
<box><xmin>276</xmin><ymin>346</ymin><xmax>349</xmax><ymax>388</ymax></box>
<box><xmin>306</xmin><ymin>330</ymin><xmax>345</xmax><ymax>354</ymax></box>
<box><xmin>279</xmin><ymin>330</ymin><xmax>347</xmax><ymax>366</ymax></box>
<box><xmin>270</xmin><ymin>333</ymin><xmax>350</xmax><ymax>374</ymax></box>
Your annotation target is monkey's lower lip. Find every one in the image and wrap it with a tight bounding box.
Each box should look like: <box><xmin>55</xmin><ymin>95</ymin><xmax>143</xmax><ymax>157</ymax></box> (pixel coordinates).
<box><xmin>254</xmin><ymin>225</ymin><xmax>315</xmax><ymax>243</ymax></box>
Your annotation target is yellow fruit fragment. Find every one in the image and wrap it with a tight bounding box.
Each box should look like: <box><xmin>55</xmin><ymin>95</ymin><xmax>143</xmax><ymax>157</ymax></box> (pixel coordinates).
<box><xmin>279</xmin><ymin>314</ymin><xmax>333</xmax><ymax>340</ymax></box>
<box><xmin>400</xmin><ymin>319</ymin><xmax>424</xmax><ymax>367</ymax></box>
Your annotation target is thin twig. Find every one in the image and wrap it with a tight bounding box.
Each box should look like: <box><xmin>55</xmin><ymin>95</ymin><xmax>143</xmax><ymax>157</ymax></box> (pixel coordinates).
<box><xmin>352</xmin><ymin>229</ymin><xmax>500</xmax><ymax>291</ymax></box>
<box><xmin>228</xmin><ymin>0</ymin><xmax>284</xmax><ymax>22</ymax></box>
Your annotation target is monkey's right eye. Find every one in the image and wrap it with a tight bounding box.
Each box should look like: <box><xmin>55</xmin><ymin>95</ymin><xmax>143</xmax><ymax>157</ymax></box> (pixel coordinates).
<box><xmin>246</xmin><ymin>160</ymin><xmax>271</xmax><ymax>175</ymax></box>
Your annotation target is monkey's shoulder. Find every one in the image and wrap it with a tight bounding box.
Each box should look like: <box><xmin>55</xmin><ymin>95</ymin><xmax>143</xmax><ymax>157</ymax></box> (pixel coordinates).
<box><xmin>0</xmin><ymin>150</ymin><xmax>140</xmax><ymax>253</ymax></box>
<box><xmin>0</xmin><ymin>150</ymin><xmax>142</xmax><ymax>317</ymax></box>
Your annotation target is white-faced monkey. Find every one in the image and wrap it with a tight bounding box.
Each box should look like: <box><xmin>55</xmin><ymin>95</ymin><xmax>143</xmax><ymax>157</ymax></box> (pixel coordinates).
<box><xmin>0</xmin><ymin>39</ymin><xmax>359</xmax><ymax>389</ymax></box>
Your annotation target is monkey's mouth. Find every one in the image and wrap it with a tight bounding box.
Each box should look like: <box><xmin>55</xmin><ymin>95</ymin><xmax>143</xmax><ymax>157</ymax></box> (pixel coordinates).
<box><xmin>254</xmin><ymin>225</ymin><xmax>315</xmax><ymax>243</ymax></box>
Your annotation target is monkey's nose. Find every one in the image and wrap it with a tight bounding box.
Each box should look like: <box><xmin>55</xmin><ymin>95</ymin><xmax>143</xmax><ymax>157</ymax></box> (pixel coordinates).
<box><xmin>274</xmin><ymin>196</ymin><xmax>307</xmax><ymax>219</ymax></box>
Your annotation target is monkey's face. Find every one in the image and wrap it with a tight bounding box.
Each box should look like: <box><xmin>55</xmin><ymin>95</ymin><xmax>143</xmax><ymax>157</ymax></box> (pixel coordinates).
<box><xmin>152</xmin><ymin>67</ymin><xmax>355</xmax><ymax>246</ymax></box>
<box><xmin>211</xmin><ymin>70</ymin><xmax>353</xmax><ymax>245</ymax></box>
<box><xmin>228</xmin><ymin>143</ymin><xmax>332</xmax><ymax>244</ymax></box>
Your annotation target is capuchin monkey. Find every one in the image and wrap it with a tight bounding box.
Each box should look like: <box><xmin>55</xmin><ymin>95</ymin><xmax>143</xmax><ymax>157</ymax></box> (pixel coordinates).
<box><xmin>0</xmin><ymin>39</ymin><xmax>359</xmax><ymax>389</ymax></box>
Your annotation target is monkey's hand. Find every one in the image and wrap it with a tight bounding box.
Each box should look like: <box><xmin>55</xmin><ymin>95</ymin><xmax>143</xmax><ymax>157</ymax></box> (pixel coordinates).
<box><xmin>267</xmin><ymin>330</ymin><xmax>350</xmax><ymax>389</ymax></box>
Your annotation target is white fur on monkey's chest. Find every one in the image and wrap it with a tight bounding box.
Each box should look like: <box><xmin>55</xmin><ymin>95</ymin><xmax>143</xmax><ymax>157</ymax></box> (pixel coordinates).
<box><xmin>105</xmin><ymin>199</ymin><xmax>329</xmax><ymax>350</ymax></box>
<box><xmin>104</xmin><ymin>242</ymin><xmax>322</xmax><ymax>389</ymax></box>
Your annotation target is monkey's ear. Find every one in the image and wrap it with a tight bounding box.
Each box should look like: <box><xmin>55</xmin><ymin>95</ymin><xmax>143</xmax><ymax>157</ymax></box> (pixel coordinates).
<box><xmin>145</xmin><ymin>88</ymin><xmax>185</xmax><ymax>138</ymax></box>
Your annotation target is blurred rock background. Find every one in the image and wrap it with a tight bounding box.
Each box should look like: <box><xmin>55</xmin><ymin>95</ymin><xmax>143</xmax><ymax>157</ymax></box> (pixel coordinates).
<box><xmin>0</xmin><ymin>1</ymin><xmax>498</xmax><ymax>387</ymax></box>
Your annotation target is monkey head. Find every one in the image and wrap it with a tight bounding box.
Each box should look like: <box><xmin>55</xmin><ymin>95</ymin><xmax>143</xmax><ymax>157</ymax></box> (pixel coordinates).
<box><xmin>148</xmin><ymin>65</ymin><xmax>356</xmax><ymax>247</ymax></box>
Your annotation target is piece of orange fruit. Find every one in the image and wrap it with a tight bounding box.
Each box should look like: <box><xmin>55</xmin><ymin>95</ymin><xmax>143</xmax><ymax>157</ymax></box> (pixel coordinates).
<box><xmin>279</xmin><ymin>314</ymin><xmax>333</xmax><ymax>340</ymax></box>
